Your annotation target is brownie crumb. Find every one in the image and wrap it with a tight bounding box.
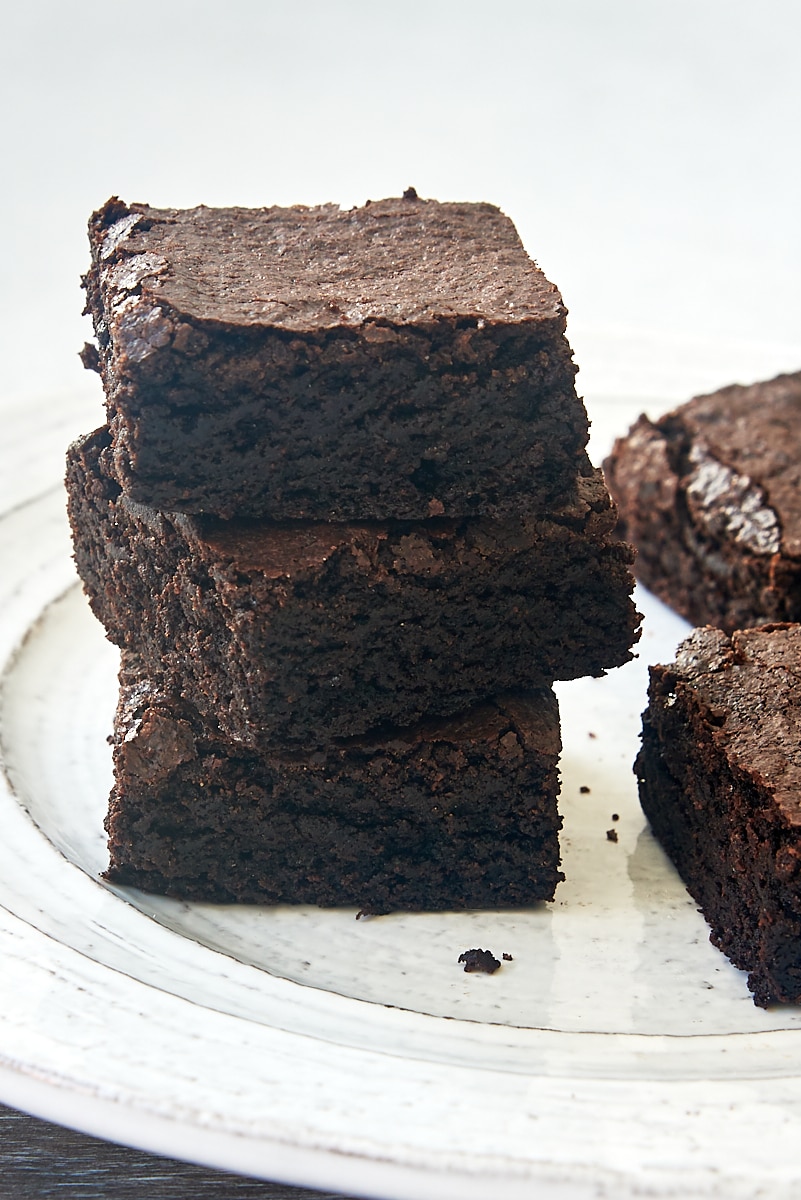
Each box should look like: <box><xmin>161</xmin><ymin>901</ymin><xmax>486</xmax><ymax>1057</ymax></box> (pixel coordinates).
<box><xmin>403</xmin><ymin>186</ymin><xmax>419</xmax><ymax>200</ymax></box>
<box><xmin>579</xmin><ymin>785</ymin><xmax>591</xmax><ymax>794</ymax></box>
<box><xmin>606</xmin><ymin>828</ymin><xmax>619</xmax><ymax>843</ymax></box>
<box><xmin>612</xmin><ymin>813</ymin><xmax>620</xmax><ymax>821</ymax></box>
<box><xmin>588</xmin><ymin>731</ymin><xmax>597</xmax><ymax>739</ymax></box>
<box><xmin>80</xmin><ymin>342</ymin><xmax>100</xmax><ymax>372</ymax></box>
<box><xmin>502</xmin><ymin>952</ymin><xmax>514</xmax><ymax>961</ymax></box>
<box><xmin>458</xmin><ymin>948</ymin><xmax>501</xmax><ymax>974</ymax></box>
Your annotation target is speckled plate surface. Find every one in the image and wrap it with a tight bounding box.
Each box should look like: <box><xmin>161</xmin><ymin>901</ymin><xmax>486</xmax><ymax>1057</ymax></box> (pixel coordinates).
<box><xmin>3</xmin><ymin>394</ymin><xmax>801</xmax><ymax>1200</ymax></box>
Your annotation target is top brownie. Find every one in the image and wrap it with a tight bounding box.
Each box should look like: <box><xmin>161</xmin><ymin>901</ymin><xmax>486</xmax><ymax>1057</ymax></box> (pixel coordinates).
<box><xmin>604</xmin><ymin>372</ymin><xmax>801</xmax><ymax>631</ymax></box>
<box><xmin>82</xmin><ymin>193</ymin><xmax>588</xmax><ymax>519</ymax></box>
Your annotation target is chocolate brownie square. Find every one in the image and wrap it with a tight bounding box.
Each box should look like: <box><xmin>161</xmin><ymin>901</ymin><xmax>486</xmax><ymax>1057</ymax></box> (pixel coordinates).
<box><xmin>636</xmin><ymin>623</ymin><xmax>801</xmax><ymax>1006</ymax></box>
<box><xmin>604</xmin><ymin>371</ymin><xmax>801</xmax><ymax>632</ymax></box>
<box><xmin>67</xmin><ymin>427</ymin><xmax>639</xmax><ymax>748</ymax></box>
<box><xmin>82</xmin><ymin>194</ymin><xmax>589</xmax><ymax>520</ymax></box>
<box><xmin>105</xmin><ymin>653</ymin><xmax>564</xmax><ymax>911</ymax></box>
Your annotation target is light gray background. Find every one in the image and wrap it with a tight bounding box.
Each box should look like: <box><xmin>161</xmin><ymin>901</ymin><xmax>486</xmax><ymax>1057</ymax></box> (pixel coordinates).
<box><xmin>2</xmin><ymin>0</ymin><xmax>800</xmax><ymax>414</ymax></box>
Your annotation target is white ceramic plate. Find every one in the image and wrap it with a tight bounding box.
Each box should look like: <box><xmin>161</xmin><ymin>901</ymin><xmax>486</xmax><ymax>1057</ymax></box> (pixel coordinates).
<box><xmin>3</xmin><ymin>394</ymin><xmax>801</xmax><ymax>1200</ymax></box>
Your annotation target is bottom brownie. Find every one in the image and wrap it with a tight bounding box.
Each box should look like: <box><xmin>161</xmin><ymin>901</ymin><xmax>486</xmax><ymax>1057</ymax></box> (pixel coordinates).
<box><xmin>105</xmin><ymin>654</ymin><xmax>564</xmax><ymax>912</ymax></box>
<box><xmin>636</xmin><ymin>624</ymin><xmax>801</xmax><ymax>1006</ymax></box>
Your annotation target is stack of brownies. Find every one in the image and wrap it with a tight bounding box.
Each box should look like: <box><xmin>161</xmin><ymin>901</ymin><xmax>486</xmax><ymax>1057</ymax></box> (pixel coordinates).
<box><xmin>67</xmin><ymin>192</ymin><xmax>639</xmax><ymax>912</ymax></box>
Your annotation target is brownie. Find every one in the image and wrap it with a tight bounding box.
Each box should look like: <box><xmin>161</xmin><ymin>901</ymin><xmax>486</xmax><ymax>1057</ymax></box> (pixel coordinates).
<box><xmin>105</xmin><ymin>653</ymin><xmax>564</xmax><ymax>911</ymax></box>
<box><xmin>67</xmin><ymin>428</ymin><xmax>639</xmax><ymax>747</ymax></box>
<box><xmin>604</xmin><ymin>371</ymin><xmax>801</xmax><ymax>632</ymax></box>
<box><xmin>636</xmin><ymin>623</ymin><xmax>801</xmax><ymax>1006</ymax></box>
<box><xmin>458</xmin><ymin>949</ymin><xmax>502</xmax><ymax>973</ymax></box>
<box><xmin>82</xmin><ymin>194</ymin><xmax>589</xmax><ymax>520</ymax></box>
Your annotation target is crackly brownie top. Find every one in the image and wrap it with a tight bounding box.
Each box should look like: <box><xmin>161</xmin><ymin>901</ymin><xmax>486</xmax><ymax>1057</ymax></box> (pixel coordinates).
<box><xmin>663</xmin><ymin>623</ymin><xmax>801</xmax><ymax>825</ymax></box>
<box><xmin>622</xmin><ymin>372</ymin><xmax>801</xmax><ymax>558</ymax></box>
<box><xmin>88</xmin><ymin>194</ymin><xmax>566</xmax><ymax>332</ymax></box>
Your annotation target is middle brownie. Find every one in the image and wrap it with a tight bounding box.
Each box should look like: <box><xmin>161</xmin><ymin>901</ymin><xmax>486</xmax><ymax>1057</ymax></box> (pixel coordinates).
<box><xmin>68</xmin><ymin>427</ymin><xmax>639</xmax><ymax>748</ymax></box>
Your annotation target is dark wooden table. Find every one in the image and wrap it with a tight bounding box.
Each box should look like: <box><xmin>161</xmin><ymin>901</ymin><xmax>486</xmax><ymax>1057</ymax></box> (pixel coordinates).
<box><xmin>0</xmin><ymin>1104</ymin><xmax>361</xmax><ymax>1199</ymax></box>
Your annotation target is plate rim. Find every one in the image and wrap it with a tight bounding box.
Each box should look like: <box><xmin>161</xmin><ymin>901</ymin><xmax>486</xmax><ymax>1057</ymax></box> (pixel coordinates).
<box><xmin>3</xmin><ymin>406</ymin><xmax>801</xmax><ymax>1199</ymax></box>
